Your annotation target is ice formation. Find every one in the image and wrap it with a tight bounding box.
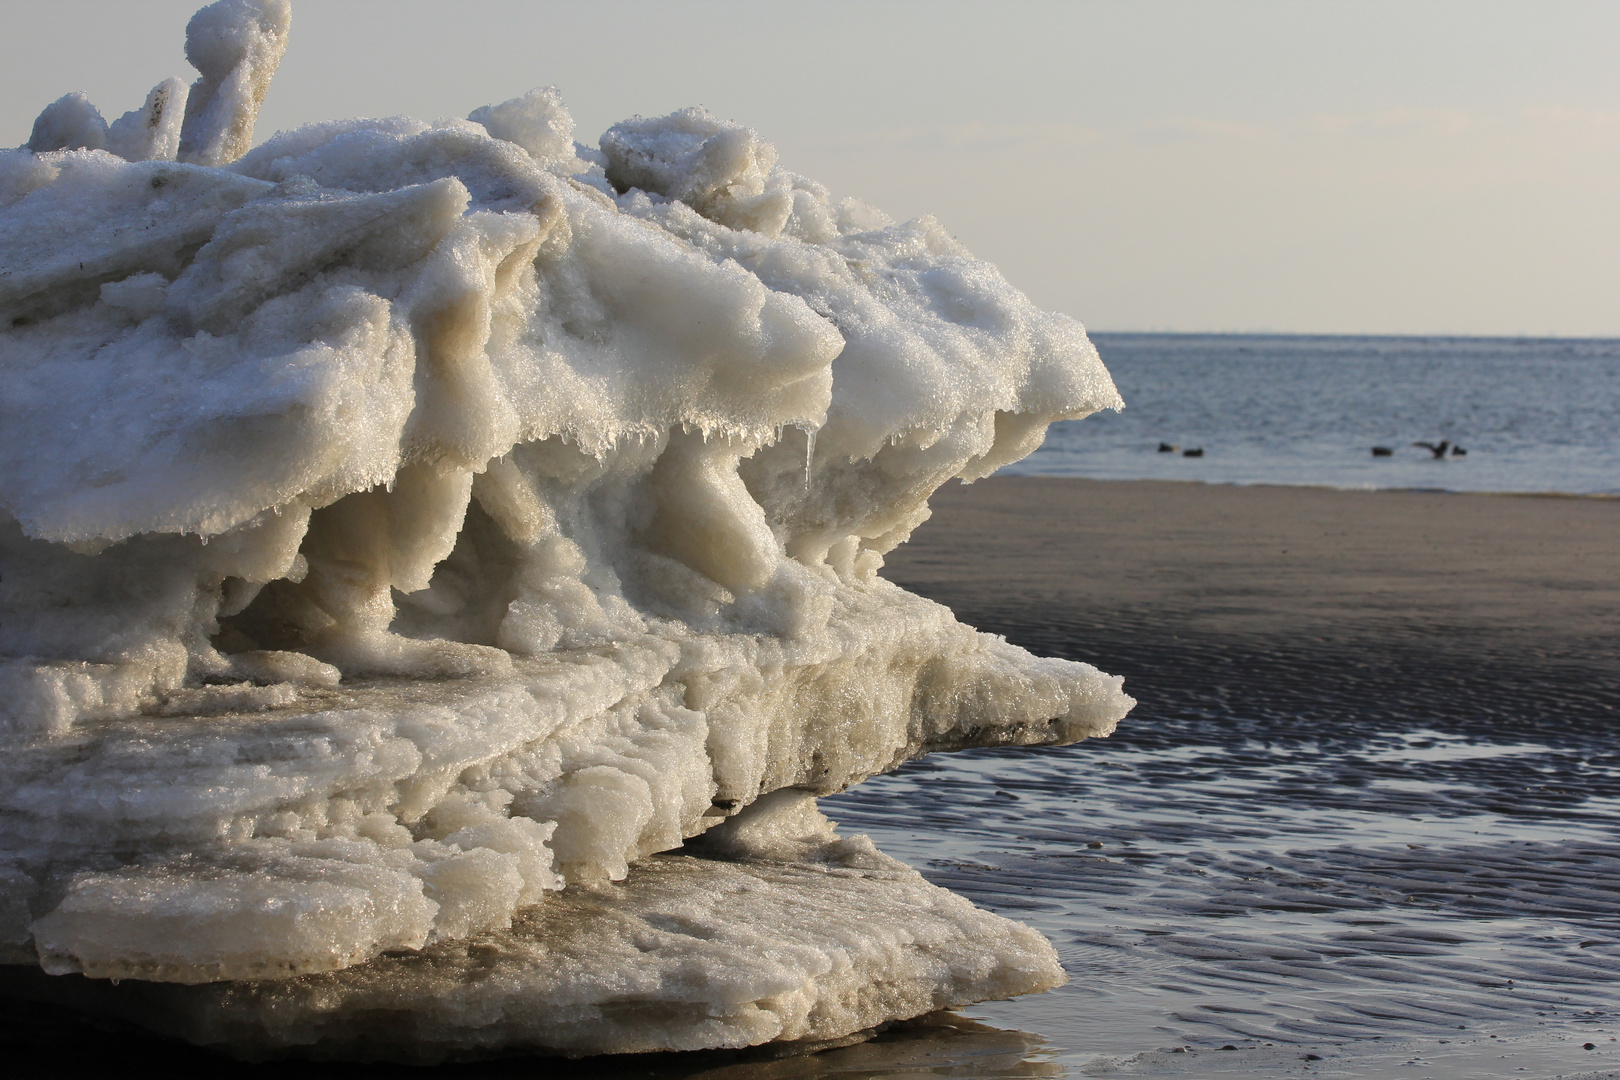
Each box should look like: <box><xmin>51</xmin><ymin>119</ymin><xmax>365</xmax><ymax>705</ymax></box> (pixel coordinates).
<box><xmin>0</xmin><ymin>0</ymin><xmax>1130</xmax><ymax>1060</ymax></box>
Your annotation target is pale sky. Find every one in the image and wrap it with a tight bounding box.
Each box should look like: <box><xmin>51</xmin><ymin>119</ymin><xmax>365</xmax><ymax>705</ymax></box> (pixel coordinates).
<box><xmin>3</xmin><ymin>0</ymin><xmax>1617</xmax><ymax>337</ymax></box>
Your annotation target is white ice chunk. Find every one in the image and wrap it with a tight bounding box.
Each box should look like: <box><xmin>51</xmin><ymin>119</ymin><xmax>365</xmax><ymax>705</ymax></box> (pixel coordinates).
<box><xmin>34</xmin><ymin>854</ymin><xmax>437</xmax><ymax>982</ymax></box>
<box><xmin>26</xmin><ymin>93</ymin><xmax>107</xmax><ymax>153</ymax></box>
<box><xmin>106</xmin><ymin>78</ymin><xmax>190</xmax><ymax>163</ymax></box>
<box><xmin>469</xmin><ymin>87</ymin><xmax>581</xmax><ymax>172</ymax></box>
<box><xmin>603</xmin><ymin>106</ymin><xmax>793</xmax><ymax>235</ymax></box>
<box><xmin>177</xmin><ymin>0</ymin><xmax>292</xmax><ymax>166</ymax></box>
<box><xmin>0</xmin><ymin>0</ymin><xmax>1131</xmax><ymax>1060</ymax></box>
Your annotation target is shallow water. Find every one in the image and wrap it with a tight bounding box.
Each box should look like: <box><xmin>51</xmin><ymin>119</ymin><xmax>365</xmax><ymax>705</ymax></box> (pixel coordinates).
<box><xmin>821</xmin><ymin>622</ymin><xmax>1620</xmax><ymax>1075</ymax></box>
<box><xmin>1012</xmin><ymin>333</ymin><xmax>1620</xmax><ymax>495</ymax></box>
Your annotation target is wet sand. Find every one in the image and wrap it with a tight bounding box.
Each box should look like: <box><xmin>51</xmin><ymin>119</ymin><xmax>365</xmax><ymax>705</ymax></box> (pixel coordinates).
<box><xmin>880</xmin><ymin>477</ymin><xmax>1620</xmax><ymax>757</ymax></box>
<box><xmin>885</xmin><ymin>476</ymin><xmax>1620</xmax><ymax>678</ymax></box>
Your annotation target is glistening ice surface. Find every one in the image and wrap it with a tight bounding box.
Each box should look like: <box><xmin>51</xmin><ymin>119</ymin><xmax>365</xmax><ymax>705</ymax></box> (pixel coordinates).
<box><xmin>0</xmin><ymin>0</ymin><xmax>1131</xmax><ymax>1058</ymax></box>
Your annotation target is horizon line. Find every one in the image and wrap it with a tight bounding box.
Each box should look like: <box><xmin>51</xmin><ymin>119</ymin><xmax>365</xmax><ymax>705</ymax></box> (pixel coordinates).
<box><xmin>1085</xmin><ymin>328</ymin><xmax>1615</xmax><ymax>342</ymax></box>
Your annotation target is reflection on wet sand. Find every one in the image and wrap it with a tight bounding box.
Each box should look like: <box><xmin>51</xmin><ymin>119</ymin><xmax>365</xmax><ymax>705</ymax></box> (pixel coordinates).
<box><xmin>0</xmin><ymin>996</ymin><xmax>1059</xmax><ymax>1079</ymax></box>
<box><xmin>646</xmin><ymin>1014</ymin><xmax>1061</xmax><ymax>1080</ymax></box>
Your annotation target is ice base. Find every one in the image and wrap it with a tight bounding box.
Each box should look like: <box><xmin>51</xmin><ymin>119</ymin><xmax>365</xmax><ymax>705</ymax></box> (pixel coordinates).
<box><xmin>3</xmin><ymin>826</ymin><xmax>1063</xmax><ymax>1063</ymax></box>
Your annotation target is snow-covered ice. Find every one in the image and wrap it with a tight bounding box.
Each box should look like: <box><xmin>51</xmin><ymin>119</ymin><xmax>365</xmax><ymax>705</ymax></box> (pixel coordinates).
<box><xmin>0</xmin><ymin>0</ymin><xmax>1129</xmax><ymax>1058</ymax></box>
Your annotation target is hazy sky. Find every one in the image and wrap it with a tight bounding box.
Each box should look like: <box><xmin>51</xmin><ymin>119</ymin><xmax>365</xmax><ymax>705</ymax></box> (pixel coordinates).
<box><xmin>3</xmin><ymin>0</ymin><xmax>1617</xmax><ymax>337</ymax></box>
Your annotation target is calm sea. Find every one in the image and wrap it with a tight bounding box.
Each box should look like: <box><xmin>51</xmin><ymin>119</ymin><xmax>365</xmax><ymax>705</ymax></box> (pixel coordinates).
<box><xmin>1010</xmin><ymin>334</ymin><xmax>1620</xmax><ymax>495</ymax></box>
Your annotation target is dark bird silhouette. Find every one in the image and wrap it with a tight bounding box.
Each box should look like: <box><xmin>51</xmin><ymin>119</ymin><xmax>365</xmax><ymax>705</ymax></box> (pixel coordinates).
<box><xmin>1371</xmin><ymin>446</ymin><xmax>1393</xmax><ymax>457</ymax></box>
<box><xmin>1451</xmin><ymin>445</ymin><xmax>1467</xmax><ymax>457</ymax></box>
<box><xmin>1158</xmin><ymin>442</ymin><xmax>1177</xmax><ymax>453</ymax></box>
<box><xmin>1412</xmin><ymin>440</ymin><xmax>1451</xmax><ymax>459</ymax></box>
<box><xmin>1182</xmin><ymin>448</ymin><xmax>1204</xmax><ymax>458</ymax></box>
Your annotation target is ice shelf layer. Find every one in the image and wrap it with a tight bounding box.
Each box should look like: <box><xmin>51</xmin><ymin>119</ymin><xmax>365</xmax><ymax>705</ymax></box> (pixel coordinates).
<box><xmin>8</xmin><ymin>795</ymin><xmax>1067</xmax><ymax>1062</ymax></box>
<box><xmin>0</xmin><ymin>0</ymin><xmax>1131</xmax><ymax>1058</ymax></box>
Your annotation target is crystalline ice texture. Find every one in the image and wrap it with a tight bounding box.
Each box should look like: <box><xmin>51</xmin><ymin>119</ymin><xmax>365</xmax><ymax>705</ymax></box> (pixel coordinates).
<box><xmin>0</xmin><ymin>0</ymin><xmax>1130</xmax><ymax>1059</ymax></box>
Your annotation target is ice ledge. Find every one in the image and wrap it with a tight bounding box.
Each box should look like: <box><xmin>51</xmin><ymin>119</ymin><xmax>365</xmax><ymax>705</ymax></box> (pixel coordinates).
<box><xmin>3</xmin><ymin>833</ymin><xmax>1064</xmax><ymax>1062</ymax></box>
<box><xmin>7</xmin><ymin>585</ymin><xmax>1127</xmax><ymax>986</ymax></box>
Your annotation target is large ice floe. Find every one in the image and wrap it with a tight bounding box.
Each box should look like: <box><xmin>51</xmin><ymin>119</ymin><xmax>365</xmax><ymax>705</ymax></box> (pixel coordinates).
<box><xmin>0</xmin><ymin>0</ymin><xmax>1130</xmax><ymax>1062</ymax></box>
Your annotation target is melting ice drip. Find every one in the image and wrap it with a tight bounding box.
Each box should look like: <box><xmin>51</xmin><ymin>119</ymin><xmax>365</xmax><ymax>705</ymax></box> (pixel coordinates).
<box><xmin>0</xmin><ymin>0</ymin><xmax>1131</xmax><ymax>1061</ymax></box>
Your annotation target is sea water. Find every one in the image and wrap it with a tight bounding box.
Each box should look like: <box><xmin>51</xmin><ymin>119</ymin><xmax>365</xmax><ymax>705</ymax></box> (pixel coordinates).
<box><xmin>1009</xmin><ymin>334</ymin><xmax>1620</xmax><ymax>495</ymax></box>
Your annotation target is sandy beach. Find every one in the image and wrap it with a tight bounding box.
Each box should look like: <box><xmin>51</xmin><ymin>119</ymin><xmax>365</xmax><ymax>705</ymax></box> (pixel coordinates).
<box><xmin>885</xmin><ymin>476</ymin><xmax>1620</xmax><ymax>734</ymax></box>
<box><xmin>888</xmin><ymin>476</ymin><xmax>1619</xmax><ymax>662</ymax></box>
